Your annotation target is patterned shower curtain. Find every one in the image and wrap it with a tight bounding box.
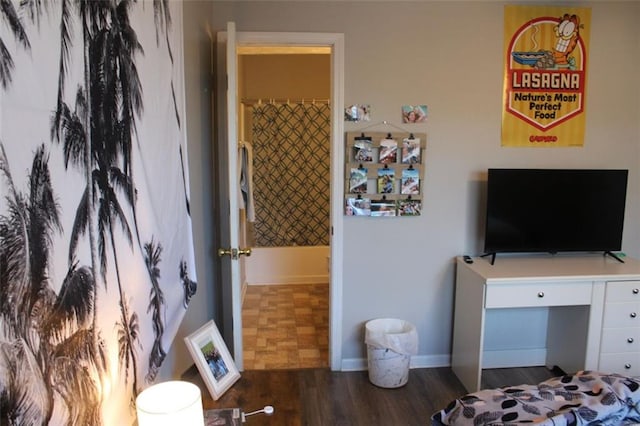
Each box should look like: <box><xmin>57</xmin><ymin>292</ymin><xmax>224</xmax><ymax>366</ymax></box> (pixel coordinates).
<box><xmin>0</xmin><ymin>1</ymin><xmax>195</xmax><ymax>425</ymax></box>
<box><xmin>251</xmin><ymin>103</ymin><xmax>330</xmax><ymax>247</ymax></box>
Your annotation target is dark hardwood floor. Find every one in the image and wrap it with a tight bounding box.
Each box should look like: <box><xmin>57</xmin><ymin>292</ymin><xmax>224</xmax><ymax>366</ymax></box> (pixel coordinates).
<box><xmin>183</xmin><ymin>366</ymin><xmax>558</xmax><ymax>425</ymax></box>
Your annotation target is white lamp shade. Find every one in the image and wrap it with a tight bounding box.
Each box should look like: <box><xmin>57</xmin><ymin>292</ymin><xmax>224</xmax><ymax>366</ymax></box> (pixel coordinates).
<box><xmin>136</xmin><ymin>381</ymin><xmax>205</xmax><ymax>426</ymax></box>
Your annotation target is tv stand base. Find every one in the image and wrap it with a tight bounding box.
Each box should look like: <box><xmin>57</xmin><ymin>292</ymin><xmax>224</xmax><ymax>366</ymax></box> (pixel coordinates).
<box><xmin>604</xmin><ymin>251</ymin><xmax>625</xmax><ymax>263</ymax></box>
<box><xmin>480</xmin><ymin>252</ymin><xmax>496</xmax><ymax>265</ymax></box>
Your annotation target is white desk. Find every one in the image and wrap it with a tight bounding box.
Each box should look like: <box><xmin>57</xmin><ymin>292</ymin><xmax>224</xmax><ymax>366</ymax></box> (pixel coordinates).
<box><xmin>451</xmin><ymin>254</ymin><xmax>640</xmax><ymax>392</ymax></box>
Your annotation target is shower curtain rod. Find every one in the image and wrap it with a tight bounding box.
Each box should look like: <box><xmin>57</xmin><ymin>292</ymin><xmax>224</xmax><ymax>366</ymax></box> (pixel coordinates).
<box><xmin>241</xmin><ymin>98</ymin><xmax>330</xmax><ymax>105</ymax></box>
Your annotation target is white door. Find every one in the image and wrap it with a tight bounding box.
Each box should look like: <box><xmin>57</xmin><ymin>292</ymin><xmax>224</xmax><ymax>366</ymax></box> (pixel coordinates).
<box><xmin>216</xmin><ymin>23</ymin><xmax>345</xmax><ymax>371</ymax></box>
<box><xmin>215</xmin><ymin>22</ymin><xmax>246</xmax><ymax>370</ymax></box>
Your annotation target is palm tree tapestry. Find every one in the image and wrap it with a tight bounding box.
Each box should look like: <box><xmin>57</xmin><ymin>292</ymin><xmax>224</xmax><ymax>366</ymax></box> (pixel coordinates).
<box><xmin>0</xmin><ymin>1</ymin><xmax>195</xmax><ymax>424</ymax></box>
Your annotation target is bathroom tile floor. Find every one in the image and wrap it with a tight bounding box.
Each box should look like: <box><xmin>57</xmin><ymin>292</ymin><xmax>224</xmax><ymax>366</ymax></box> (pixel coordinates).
<box><xmin>242</xmin><ymin>283</ymin><xmax>329</xmax><ymax>370</ymax></box>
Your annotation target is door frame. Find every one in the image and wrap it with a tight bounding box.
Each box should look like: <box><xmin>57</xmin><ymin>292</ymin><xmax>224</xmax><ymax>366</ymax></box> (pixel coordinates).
<box><xmin>226</xmin><ymin>30</ymin><xmax>345</xmax><ymax>370</ymax></box>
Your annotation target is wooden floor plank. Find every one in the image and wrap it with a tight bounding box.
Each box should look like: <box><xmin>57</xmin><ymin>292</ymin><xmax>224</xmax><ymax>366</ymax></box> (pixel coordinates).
<box><xmin>183</xmin><ymin>366</ymin><xmax>557</xmax><ymax>425</ymax></box>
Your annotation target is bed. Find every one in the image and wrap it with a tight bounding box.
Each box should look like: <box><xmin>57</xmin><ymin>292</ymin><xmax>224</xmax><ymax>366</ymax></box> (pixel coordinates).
<box><xmin>431</xmin><ymin>371</ymin><xmax>640</xmax><ymax>425</ymax></box>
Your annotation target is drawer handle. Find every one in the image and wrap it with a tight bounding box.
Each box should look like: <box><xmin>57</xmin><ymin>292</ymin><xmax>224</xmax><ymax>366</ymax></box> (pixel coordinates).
<box><xmin>625</xmin><ymin>363</ymin><xmax>632</xmax><ymax>369</ymax></box>
<box><xmin>628</xmin><ymin>338</ymin><xmax>635</xmax><ymax>343</ymax></box>
<box><xmin>633</xmin><ymin>288</ymin><xmax>639</xmax><ymax>294</ymax></box>
<box><xmin>537</xmin><ymin>292</ymin><xmax>544</xmax><ymax>298</ymax></box>
<box><xmin>631</xmin><ymin>312</ymin><xmax>637</xmax><ymax>318</ymax></box>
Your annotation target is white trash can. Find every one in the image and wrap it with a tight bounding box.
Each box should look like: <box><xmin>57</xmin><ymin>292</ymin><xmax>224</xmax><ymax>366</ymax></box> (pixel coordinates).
<box><xmin>364</xmin><ymin>318</ymin><xmax>418</xmax><ymax>388</ymax></box>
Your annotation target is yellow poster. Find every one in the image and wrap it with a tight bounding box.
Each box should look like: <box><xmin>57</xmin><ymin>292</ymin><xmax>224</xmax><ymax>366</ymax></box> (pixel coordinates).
<box><xmin>502</xmin><ymin>5</ymin><xmax>591</xmax><ymax>147</ymax></box>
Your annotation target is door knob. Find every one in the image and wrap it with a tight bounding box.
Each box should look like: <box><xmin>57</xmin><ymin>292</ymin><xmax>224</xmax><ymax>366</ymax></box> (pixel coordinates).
<box><xmin>218</xmin><ymin>247</ymin><xmax>252</xmax><ymax>259</ymax></box>
<box><xmin>218</xmin><ymin>248</ymin><xmax>234</xmax><ymax>257</ymax></box>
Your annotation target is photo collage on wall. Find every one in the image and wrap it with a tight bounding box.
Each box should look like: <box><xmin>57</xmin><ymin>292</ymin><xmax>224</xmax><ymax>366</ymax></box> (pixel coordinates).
<box><xmin>345</xmin><ymin>132</ymin><xmax>423</xmax><ymax>217</ymax></box>
<box><xmin>343</xmin><ymin>103</ymin><xmax>429</xmax><ymax>125</ymax></box>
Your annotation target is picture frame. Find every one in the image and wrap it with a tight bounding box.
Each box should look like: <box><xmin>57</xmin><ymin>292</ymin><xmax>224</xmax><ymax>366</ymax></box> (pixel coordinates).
<box><xmin>184</xmin><ymin>320</ymin><xmax>240</xmax><ymax>400</ymax></box>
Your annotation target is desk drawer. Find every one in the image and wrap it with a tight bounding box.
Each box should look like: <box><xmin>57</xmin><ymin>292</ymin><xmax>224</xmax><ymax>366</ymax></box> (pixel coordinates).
<box><xmin>602</xmin><ymin>302</ymin><xmax>640</xmax><ymax>328</ymax></box>
<box><xmin>598</xmin><ymin>352</ymin><xmax>640</xmax><ymax>376</ymax></box>
<box><xmin>606</xmin><ymin>281</ymin><xmax>640</xmax><ymax>303</ymax></box>
<box><xmin>485</xmin><ymin>281</ymin><xmax>592</xmax><ymax>308</ymax></box>
<box><xmin>600</xmin><ymin>328</ymin><xmax>640</xmax><ymax>353</ymax></box>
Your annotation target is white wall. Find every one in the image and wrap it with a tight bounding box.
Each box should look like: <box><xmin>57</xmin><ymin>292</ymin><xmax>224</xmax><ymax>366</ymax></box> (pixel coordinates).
<box><xmin>165</xmin><ymin>0</ymin><xmax>640</xmax><ymax>377</ymax></box>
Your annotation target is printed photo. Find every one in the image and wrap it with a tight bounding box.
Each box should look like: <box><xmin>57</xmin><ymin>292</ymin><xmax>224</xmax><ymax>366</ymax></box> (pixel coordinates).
<box><xmin>402</xmin><ymin>138</ymin><xmax>421</xmax><ymax>164</ymax></box>
<box><xmin>200</xmin><ymin>341</ymin><xmax>229</xmax><ymax>381</ymax></box>
<box><xmin>353</xmin><ymin>138</ymin><xmax>374</xmax><ymax>162</ymax></box>
<box><xmin>370</xmin><ymin>200</ymin><xmax>397</xmax><ymax>217</ymax></box>
<box><xmin>345</xmin><ymin>104</ymin><xmax>371</xmax><ymax>122</ymax></box>
<box><xmin>377</xmin><ymin>168</ymin><xmax>395</xmax><ymax>194</ymax></box>
<box><xmin>398</xmin><ymin>199</ymin><xmax>422</xmax><ymax>216</ymax></box>
<box><xmin>349</xmin><ymin>168</ymin><xmax>368</xmax><ymax>193</ymax></box>
<box><xmin>378</xmin><ymin>138</ymin><xmax>398</xmax><ymax>164</ymax></box>
<box><xmin>401</xmin><ymin>169</ymin><xmax>420</xmax><ymax>195</ymax></box>
<box><xmin>345</xmin><ymin>197</ymin><xmax>371</xmax><ymax>216</ymax></box>
<box><xmin>402</xmin><ymin>105</ymin><xmax>427</xmax><ymax>123</ymax></box>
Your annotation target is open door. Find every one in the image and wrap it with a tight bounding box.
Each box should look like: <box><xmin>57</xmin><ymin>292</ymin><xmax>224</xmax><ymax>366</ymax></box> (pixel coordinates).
<box><xmin>215</xmin><ymin>22</ymin><xmax>248</xmax><ymax>370</ymax></box>
<box><xmin>215</xmin><ymin>23</ymin><xmax>345</xmax><ymax>371</ymax></box>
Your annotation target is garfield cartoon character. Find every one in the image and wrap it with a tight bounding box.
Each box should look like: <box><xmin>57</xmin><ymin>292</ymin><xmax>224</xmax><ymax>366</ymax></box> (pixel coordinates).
<box><xmin>553</xmin><ymin>14</ymin><xmax>580</xmax><ymax>65</ymax></box>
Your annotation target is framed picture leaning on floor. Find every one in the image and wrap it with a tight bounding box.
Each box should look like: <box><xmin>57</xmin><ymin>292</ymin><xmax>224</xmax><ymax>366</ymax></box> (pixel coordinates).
<box><xmin>185</xmin><ymin>320</ymin><xmax>241</xmax><ymax>400</ymax></box>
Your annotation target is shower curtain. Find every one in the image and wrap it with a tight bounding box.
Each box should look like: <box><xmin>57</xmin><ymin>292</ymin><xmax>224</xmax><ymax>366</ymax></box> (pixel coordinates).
<box><xmin>251</xmin><ymin>102</ymin><xmax>330</xmax><ymax>247</ymax></box>
<box><xmin>1</xmin><ymin>2</ymin><xmax>194</xmax><ymax>425</ymax></box>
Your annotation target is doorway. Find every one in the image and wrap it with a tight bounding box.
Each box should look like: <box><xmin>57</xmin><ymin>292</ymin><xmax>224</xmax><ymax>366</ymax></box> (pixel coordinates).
<box><xmin>217</xmin><ymin>28</ymin><xmax>344</xmax><ymax>371</ymax></box>
<box><xmin>237</xmin><ymin>49</ymin><xmax>330</xmax><ymax>370</ymax></box>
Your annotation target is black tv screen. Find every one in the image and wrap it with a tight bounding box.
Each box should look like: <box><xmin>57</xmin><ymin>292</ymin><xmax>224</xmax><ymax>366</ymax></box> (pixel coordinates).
<box><xmin>484</xmin><ymin>168</ymin><xmax>628</xmax><ymax>255</ymax></box>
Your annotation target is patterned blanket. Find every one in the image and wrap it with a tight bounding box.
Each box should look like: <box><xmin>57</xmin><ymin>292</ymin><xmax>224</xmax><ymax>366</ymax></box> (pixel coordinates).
<box><xmin>432</xmin><ymin>371</ymin><xmax>640</xmax><ymax>425</ymax></box>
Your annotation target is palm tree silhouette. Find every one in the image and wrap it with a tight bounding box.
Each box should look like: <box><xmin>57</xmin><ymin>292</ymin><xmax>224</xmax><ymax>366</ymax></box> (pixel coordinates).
<box><xmin>144</xmin><ymin>238</ymin><xmax>166</xmax><ymax>383</ymax></box>
<box><xmin>51</xmin><ymin>0</ymin><xmax>107</xmax><ymax>344</ymax></box>
<box><xmin>0</xmin><ymin>0</ymin><xmax>30</xmax><ymax>89</ymax></box>
<box><xmin>180</xmin><ymin>259</ymin><xmax>197</xmax><ymax>309</ymax></box>
<box><xmin>0</xmin><ymin>143</ymin><xmax>106</xmax><ymax>425</ymax></box>
<box><xmin>52</xmin><ymin>0</ymin><xmax>146</xmax><ymax>396</ymax></box>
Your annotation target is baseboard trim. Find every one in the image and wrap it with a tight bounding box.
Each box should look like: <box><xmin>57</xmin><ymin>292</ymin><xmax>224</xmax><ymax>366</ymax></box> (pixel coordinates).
<box><xmin>339</xmin><ymin>349</ymin><xmax>546</xmax><ymax>372</ymax></box>
<box><xmin>340</xmin><ymin>354</ymin><xmax>451</xmax><ymax>372</ymax></box>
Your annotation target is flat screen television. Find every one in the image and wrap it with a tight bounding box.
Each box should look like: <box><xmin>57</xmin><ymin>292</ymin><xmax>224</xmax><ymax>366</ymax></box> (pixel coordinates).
<box><xmin>483</xmin><ymin>168</ymin><xmax>628</xmax><ymax>263</ymax></box>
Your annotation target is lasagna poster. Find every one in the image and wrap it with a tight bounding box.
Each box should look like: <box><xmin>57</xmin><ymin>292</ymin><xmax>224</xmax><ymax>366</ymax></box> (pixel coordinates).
<box><xmin>502</xmin><ymin>5</ymin><xmax>591</xmax><ymax>147</ymax></box>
